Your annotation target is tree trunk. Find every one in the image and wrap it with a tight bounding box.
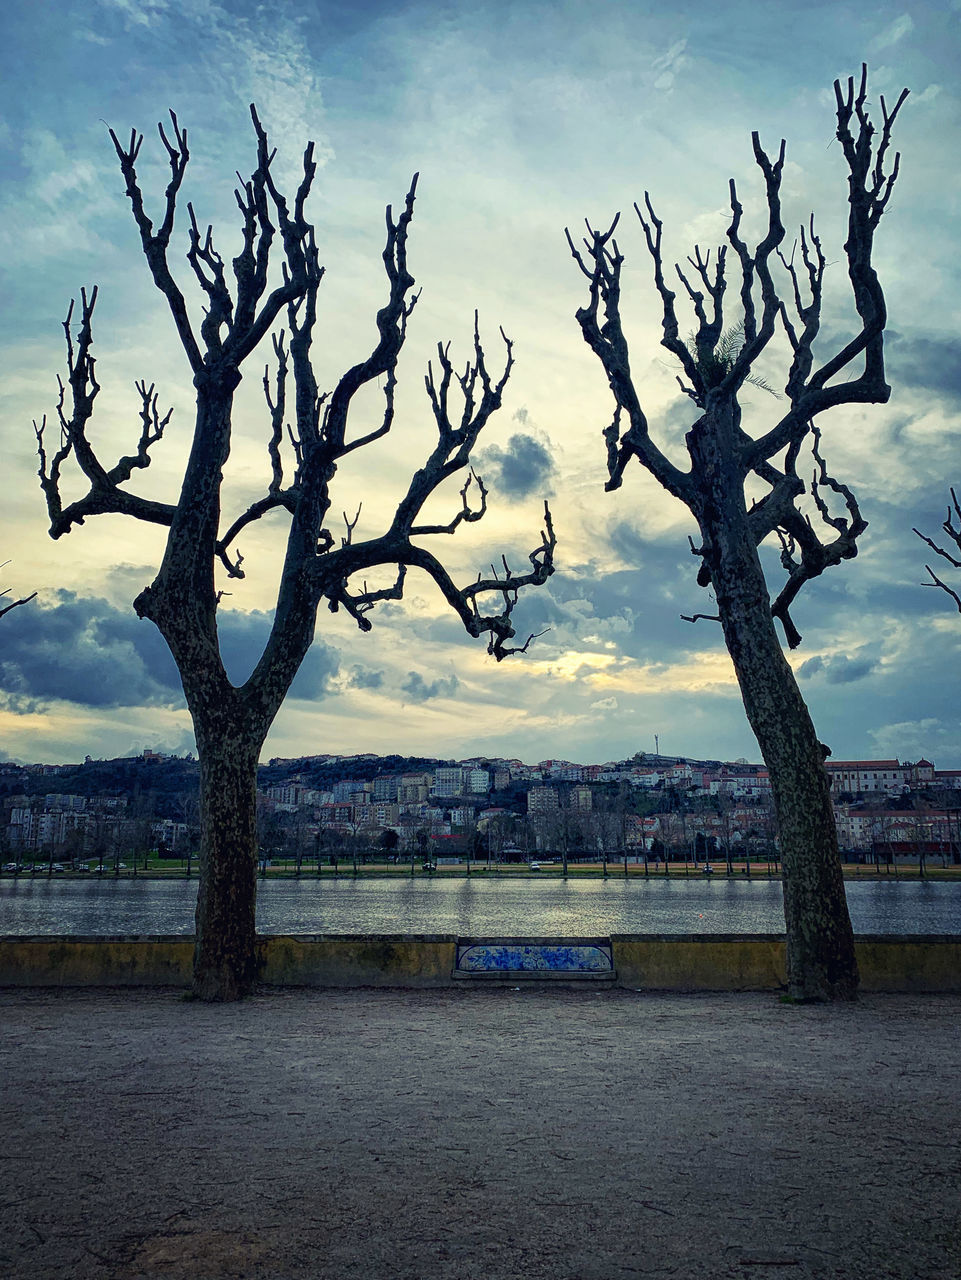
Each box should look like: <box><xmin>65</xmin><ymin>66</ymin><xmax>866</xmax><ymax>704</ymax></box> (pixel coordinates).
<box><xmin>193</xmin><ymin>735</ymin><xmax>262</xmax><ymax>1001</ymax></box>
<box><xmin>693</xmin><ymin>413</ymin><xmax>859</xmax><ymax>1001</ymax></box>
<box><xmin>710</xmin><ymin>533</ymin><xmax>858</xmax><ymax>1000</ymax></box>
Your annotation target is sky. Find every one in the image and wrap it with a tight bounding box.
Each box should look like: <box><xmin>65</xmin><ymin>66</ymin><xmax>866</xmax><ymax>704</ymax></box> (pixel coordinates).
<box><xmin>1</xmin><ymin>0</ymin><xmax>960</xmax><ymax>769</ymax></box>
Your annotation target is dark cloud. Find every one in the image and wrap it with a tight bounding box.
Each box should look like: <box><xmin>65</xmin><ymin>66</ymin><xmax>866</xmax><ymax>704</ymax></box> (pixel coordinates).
<box><xmin>0</xmin><ymin>592</ymin><xmax>338</xmax><ymax>710</ymax></box>
<box><xmin>402</xmin><ymin>671</ymin><xmax>459</xmax><ymax>702</ymax></box>
<box><xmin>476</xmin><ymin>432</ymin><xmax>556</xmax><ymax>498</ymax></box>
<box><xmin>0</xmin><ymin>590</ymin><xmax>182</xmax><ymax>709</ymax></box>
<box><xmin>797</xmin><ymin>655</ymin><xmax>824</xmax><ymax>679</ymax></box>
<box><xmin>347</xmin><ymin>665</ymin><xmax>384</xmax><ymax>690</ymax></box>
<box><xmin>886</xmin><ymin>331</ymin><xmax>961</xmax><ymax>402</ymax></box>
<box><xmin>797</xmin><ymin>653</ymin><xmax>877</xmax><ymax>685</ymax></box>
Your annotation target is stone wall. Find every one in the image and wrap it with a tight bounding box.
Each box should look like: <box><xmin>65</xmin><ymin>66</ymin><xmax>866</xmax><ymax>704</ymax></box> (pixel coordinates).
<box><xmin>1</xmin><ymin>933</ymin><xmax>959</xmax><ymax>992</ymax></box>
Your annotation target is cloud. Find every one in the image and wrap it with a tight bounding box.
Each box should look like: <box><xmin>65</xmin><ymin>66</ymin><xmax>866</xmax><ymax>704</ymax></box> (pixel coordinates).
<box><xmin>401</xmin><ymin>671</ymin><xmax>460</xmax><ymax>702</ymax></box>
<box><xmin>651</xmin><ymin>38</ymin><xmax>687</xmax><ymax>92</ymax></box>
<box><xmin>477</xmin><ymin>430</ymin><xmax>556</xmax><ymax>498</ymax></box>
<box><xmin>0</xmin><ymin>590</ymin><xmax>182</xmax><ymax>709</ymax></box>
<box><xmin>590</xmin><ymin>696</ymin><xmax>618</xmax><ymax>711</ymax></box>
<box><xmin>869</xmin><ymin>14</ymin><xmax>914</xmax><ymax>51</ymax></box>
<box><xmin>868</xmin><ymin>717</ymin><xmax>958</xmax><ymax>760</ymax></box>
<box><xmin>885</xmin><ymin>331</ymin><xmax>961</xmax><ymax>403</ymax></box>
<box><xmin>346</xmin><ymin>665</ymin><xmax>384</xmax><ymax>690</ymax></box>
<box><xmin>98</xmin><ymin>0</ymin><xmax>169</xmax><ymax>28</ymax></box>
<box><xmin>0</xmin><ymin>592</ymin><xmax>338</xmax><ymax>711</ymax></box>
<box><xmin>797</xmin><ymin>653</ymin><xmax>878</xmax><ymax>685</ymax></box>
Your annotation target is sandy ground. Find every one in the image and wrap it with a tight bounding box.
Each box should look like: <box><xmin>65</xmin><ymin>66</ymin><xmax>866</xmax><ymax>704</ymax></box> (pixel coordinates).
<box><xmin>0</xmin><ymin>986</ymin><xmax>958</xmax><ymax>1280</ymax></box>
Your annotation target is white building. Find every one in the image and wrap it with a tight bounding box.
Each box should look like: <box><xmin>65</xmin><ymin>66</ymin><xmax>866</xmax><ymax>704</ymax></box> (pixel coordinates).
<box><xmin>826</xmin><ymin>760</ymin><xmax>909</xmax><ymax>794</ymax></box>
<box><xmin>433</xmin><ymin>768</ymin><xmax>465</xmax><ymax>798</ymax></box>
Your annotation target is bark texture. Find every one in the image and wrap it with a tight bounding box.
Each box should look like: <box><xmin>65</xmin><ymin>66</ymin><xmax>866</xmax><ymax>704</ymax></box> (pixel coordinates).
<box><xmin>570</xmin><ymin>67</ymin><xmax>906</xmax><ymax>1000</ymax></box>
<box><xmin>699</xmin><ymin>455</ymin><xmax>856</xmax><ymax>998</ymax></box>
<box><xmin>36</xmin><ymin>109</ymin><xmax>554</xmax><ymax>1000</ymax></box>
<box><xmin>193</xmin><ymin>732</ymin><xmax>262</xmax><ymax>1002</ymax></box>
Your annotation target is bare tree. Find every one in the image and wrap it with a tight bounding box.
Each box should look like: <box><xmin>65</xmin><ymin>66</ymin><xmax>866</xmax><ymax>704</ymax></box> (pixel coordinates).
<box><xmin>567</xmin><ymin>67</ymin><xmax>907</xmax><ymax>1001</ymax></box>
<box><xmin>35</xmin><ymin>108</ymin><xmax>555</xmax><ymax>1000</ymax></box>
<box><xmin>0</xmin><ymin>562</ymin><xmax>36</xmax><ymax>620</ymax></box>
<box><xmin>915</xmin><ymin>488</ymin><xmax>961</xmax><ymax>610</ymax></box>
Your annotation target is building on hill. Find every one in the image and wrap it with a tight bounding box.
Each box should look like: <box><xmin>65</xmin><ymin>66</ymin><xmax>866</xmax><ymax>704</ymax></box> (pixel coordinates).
<box><xmin>527</xmin><ymin>786</ymin><xmax>559</xmax><ymax>815</ymax></box>
<box><xmin>929</xmin><ymin>768</ymin><xmax>961</xmax><ymax>789</ymax></box>
<box><xmin>432</xmin><ymin>768</ymin><xmax>465</xmax><ymax>798</ymax></box>
<box><xmin>569</xmin><ymin>786</ymin><xmax>593</xmax><ymax>812</ymax></box>
<box><xmin>833</xmin><ymin>805</ymin><xmax>960</xmax><ymax>858</ymax></box>
<box><xmin>466</xmin><ymin>769</ymin><xmax>490</xmax><ymax>794</ymax></box>
<box><xmin>908</xmin><ymin>759</ymin><xmax>936</xmax><ymax>785</ymax></box>
<box><xmin>826</xmin><ymin>760</ymin><xmax>908</xmax><ymax>794</ymax></box>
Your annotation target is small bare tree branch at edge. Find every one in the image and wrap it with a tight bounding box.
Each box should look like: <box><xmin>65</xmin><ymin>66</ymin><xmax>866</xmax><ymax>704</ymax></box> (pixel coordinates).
<box><xmin>35</xmin><ymin>108</ymin><xmax>555</xmax><ymax>1001</ymax></box>
<box><xmin>915</xmin><ymin>489</ymin><xmax>961</xmax><ymax>612</ymax></box>
<box><xmin>0</xmin><ymin>563</ymin><xmax>36</xmax><ymax>621</ymax></box>
<box><xmin>567</xmin><ymin>66</ymin><xmax>907</xmax><ymax>1002</ymax></box>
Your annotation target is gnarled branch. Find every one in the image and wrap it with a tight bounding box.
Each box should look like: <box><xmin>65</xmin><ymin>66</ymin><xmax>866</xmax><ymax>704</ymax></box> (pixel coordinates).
<box><xmin>769</xmin><ymin>426</ymin><xmax>867</xmax><ymax>647</ymax></box>
<box><xmin>0</xmin><ymin>563</ymin><xmax>36</xmax><ymax>621</ymax></box>
<box><xmin>748</xmin><ymin>66</ymin><xmax>909</xmax><ymax>465</ymax></box>
<box><xmin>915</xmin><ymin>487</ymin><xmax>961</xmax><ymax>611</ymax></box>
<box><xmin>36</xmin><ymin>291</ymin><xmax>176</xmax><ymax>539</ymax></box>
<box><xmin>566</xmin><ymin>213</ymin><xmax>692</xmax><ymax>500</ymax></box>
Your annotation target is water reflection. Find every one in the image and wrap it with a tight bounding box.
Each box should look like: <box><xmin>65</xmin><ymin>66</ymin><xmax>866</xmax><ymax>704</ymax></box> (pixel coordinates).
<box><xmin>1</xmin><ymin>875</ymin><xmax>958</xmax><ymax>936</ymax></box>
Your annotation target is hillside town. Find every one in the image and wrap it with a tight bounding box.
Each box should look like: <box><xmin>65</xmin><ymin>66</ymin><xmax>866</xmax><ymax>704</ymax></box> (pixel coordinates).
<box><xmin>3</xmin><ymin>748</ymin><xmax>960</xmax><ymax>869</ymax></box>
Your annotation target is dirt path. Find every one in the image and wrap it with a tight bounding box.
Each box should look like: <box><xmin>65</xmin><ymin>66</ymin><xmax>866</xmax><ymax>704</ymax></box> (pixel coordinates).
<box><xmin>1</xmin><ymin>987</ymin><xmax>958</xmax><ymax>1280</ymax></box>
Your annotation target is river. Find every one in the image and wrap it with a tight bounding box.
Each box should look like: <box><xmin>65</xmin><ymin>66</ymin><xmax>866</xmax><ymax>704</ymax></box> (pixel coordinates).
<box><xmin>1</xmin><ymin>875</ymin><xmax>959</xmax><ymax>936</ymax></box>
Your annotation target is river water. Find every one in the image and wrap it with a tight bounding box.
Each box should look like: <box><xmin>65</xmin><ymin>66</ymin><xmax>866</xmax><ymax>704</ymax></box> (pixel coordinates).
<box><xmin>1</xmin><ymin>876</ymin><xmax>959</xmax><ymax>936</ymax></box>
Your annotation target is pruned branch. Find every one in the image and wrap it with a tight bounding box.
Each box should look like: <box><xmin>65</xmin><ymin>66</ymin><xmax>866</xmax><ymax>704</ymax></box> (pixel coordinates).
<box><xmin>921</xmin><ymin>565</ymin><xmax>961</xmax><ymax>612</ymax></box>
<box><xmin>566</xmin><ymin>212</ymin><xmax>692</xmax><ymax>500</ymax></box>
<box><xmin>313</xmin><ymin>501</ymin><xmax>555</xmax><ymax>661</ymax></box>
<box><xmin>633</xmin><ymin>196</ymin><xmax>701</xmax><ymax>391</ymax></box>
<box><xmin>722</xmin><ymin>133</ymin><xmax>786</xmax><ymax>395</ymax></box>
<box><xmin>410</xmin><ymin>470</ymin><xmax>488</xmax><ymax>536</ymax></box>
<box><xmin>264</xmin><ymin>332</ymin><xmax>288</xmax><ymax>494</ymax></box>
<box><xmin>109</xmin><ymin>112</ymin><xmax>202</xmax><ymax>373</ymax></box>
<box><xmin>768</xmin><ymin>426</ymin><xmax>867</xmax><ymax>647</ymax></box>
<box><xmin>313</xmin><ymin>175</ymin><xmax>419</xmax><ymax>466</ymax></box>
<box><xmin>36</xmin><ymin>290</ymin><xmax>176</xmax><ymax>539</ymax></box>
<box><xmin>328</xmin><ymin>566</ymin><xmax>408</xmax><ymax>632</ymax></box>
<box><xmin>0</xmin><ymin>564</ymin><xmax>36</xmax><ymax>621</ymax></box>
<box><xmin>302</xmin><ymin>306</ymin><xmax>555</xmax><ymax>655</ymax></box>
<box><xmin>225</xmin><ymin>104</ymin><xmax>321</xmax><ymax>366</ymax></box>
<box><xmin>403</xmin><ymin>502</ymin><xmax>556</xmax><ymax>660</ymax></box>
<box><xmin>0</xmin><ymin>591</ymin><xmax>36</xmax><ymax>620</ymax></box>
<box><xmin>388</xmin><ymin>316</ymin><xmax>514</xmax><ymax>536</ymax></box>
<box><xmin>915</xmin><ymin>486</ymin><xmax>961</xmax><ymax>611</ymax></box>
<box><xmin>748</xmin><ymin>65</ymin><xmax>908</xmax><ymax>465</ymax></box>
<box><xmin>680</xmin><ymin>612</ymin><xmax>721</xmax><ymax>626</ymax></box>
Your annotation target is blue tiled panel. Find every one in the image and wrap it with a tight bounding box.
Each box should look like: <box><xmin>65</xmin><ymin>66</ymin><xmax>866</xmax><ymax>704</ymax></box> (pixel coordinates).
<box><xmin>456</xmin><ymin>942</ymin><xmax>613</xmax><ymax>973</ymax></box>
